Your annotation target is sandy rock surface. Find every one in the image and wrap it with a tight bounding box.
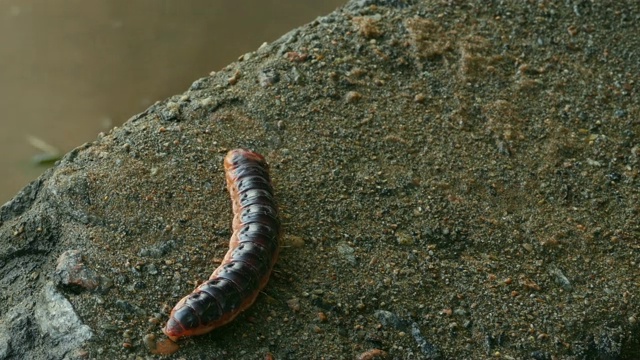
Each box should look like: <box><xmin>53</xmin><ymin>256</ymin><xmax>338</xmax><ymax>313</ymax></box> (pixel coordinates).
<box><xmin>1</xmin><ymin>0</ymin><xmax>639</xmax><ymax>359</ymax></box>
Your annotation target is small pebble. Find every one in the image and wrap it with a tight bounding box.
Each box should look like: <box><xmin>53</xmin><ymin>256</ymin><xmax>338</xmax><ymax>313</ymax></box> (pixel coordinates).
<box><xmin>287</xmin><ymin>297</ymin><xmax>300</xmax><ymax>312</ymax></box>
<box><xmin>318</xmin><ymin>312</ymin><xmax>328</xmax><ymax>322</ymax></box>
<box><xmin>357</xmin><ymin>349</ymin><xmax>388</xmax><ymax>360</ymax></box>
<box><xmin>345</xmin><ymin>91</ymin><xmax>362</xmax><ymax>103</ymax></box>
<box><xmin>258</xmin><ymin>68</ymin><xmax>279</xmax><ymax>87</ymax></box>
<box><xmin>228</xmin><ymin>70</ymin><xmax>241</xmax><ymax>85</ymax></box>
<box><xmin>396</xmin><ymin>232</ymin><xmax>414</xmax><ymax>245</ymax></box>
<box><xmin>286</xmin><ymin>235</ymin><xmax>305</xmax><ymax>248</ymax></box>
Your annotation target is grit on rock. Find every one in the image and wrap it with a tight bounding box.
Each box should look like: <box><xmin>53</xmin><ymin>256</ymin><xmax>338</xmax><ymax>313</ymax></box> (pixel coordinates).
<box><xmin>1</xmin><ymin>0</ymin><xmax>639</xmax><ymax>359</ymax></box>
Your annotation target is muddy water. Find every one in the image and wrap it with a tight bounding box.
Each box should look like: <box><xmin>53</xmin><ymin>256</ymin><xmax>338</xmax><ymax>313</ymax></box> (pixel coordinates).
<box><xmin>0</xmin><ymin>0</ymin><xmax>344</xmax><ymax>204</ymax></box>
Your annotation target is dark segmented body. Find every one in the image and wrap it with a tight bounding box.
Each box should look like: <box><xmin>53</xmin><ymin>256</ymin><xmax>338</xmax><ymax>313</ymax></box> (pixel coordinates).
<box><xmin>163</xmin><ymin>149</ymin><xmax>280</xmax><ymax>341</ymax></box>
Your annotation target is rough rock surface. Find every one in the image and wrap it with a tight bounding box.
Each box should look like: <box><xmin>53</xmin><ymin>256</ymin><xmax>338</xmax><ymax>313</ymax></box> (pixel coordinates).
<box><xmin>1</xmin><ymin>0</ymin><xmax>639</xmax><ymax>359</ymax></box>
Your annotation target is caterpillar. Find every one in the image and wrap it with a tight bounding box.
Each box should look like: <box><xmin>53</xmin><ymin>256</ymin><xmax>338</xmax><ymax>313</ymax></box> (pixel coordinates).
<box><xmin>163</xmin><ymin>148</ymin><xmax>281</xmax><ymax>341</ymax></box>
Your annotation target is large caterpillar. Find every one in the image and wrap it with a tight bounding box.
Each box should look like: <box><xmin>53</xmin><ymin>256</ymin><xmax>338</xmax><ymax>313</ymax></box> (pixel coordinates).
<box><xmin>163</xmin><ymin>148</ymin><xmax>281</xmax><ymax>341</ymax></box>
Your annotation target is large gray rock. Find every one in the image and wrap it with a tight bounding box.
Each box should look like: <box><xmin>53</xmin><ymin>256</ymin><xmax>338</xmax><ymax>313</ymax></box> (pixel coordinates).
<box><xmin>1</xmin><ymin>0</ymin><xmax>639</xmax><ymax>358</ymax></box>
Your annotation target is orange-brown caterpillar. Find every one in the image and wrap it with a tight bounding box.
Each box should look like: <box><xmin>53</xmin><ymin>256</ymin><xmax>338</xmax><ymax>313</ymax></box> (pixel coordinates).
<box><xmin>163</xmin><ymin>149</ymin><xmax>280</xmax><ymax>341</ymax></box>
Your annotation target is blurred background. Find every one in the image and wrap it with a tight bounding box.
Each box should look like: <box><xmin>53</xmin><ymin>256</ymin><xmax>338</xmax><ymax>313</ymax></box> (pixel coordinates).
<box><xmin>0</xmin><ymin>0</ymin><xmax>345</xmax><ymax>204</ymax></box>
